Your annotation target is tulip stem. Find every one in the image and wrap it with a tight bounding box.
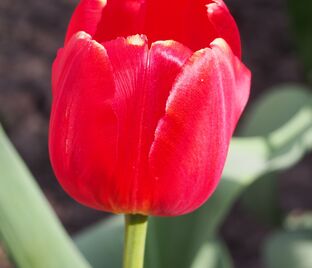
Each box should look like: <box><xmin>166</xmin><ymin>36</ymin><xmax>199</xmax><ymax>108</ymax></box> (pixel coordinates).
<box><xmin>123</xmin><ymin>214</ymin><xmax>148</xmax><ymax>268</ymax></box>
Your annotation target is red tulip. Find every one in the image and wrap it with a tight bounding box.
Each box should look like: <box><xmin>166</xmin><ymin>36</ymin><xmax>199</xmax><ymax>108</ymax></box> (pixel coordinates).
<box><xmin>49</xmin><ymin>0</ymin><xmax>251</xmax><ymax>216</ymax></box>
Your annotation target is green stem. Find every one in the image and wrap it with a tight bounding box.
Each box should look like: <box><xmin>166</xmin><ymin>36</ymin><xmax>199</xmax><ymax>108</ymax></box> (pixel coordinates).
<box><xmin>123</xmin><ymin>214</ymin><xmax>148</xmax><ymax>268</ymax></box>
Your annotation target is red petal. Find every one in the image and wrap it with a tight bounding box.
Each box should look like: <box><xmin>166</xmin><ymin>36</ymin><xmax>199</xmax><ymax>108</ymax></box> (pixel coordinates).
<box><xmin>207</xmin><ymin>0</ymin><xmax>241</xmax><ymax>58</ymax></box>
<box><xmin>86</xmin><ymin>0</ymin><xmax>240</xmax><ymax>54</ymax></box>
<box><xmin>144</xmin><ymin>0</ymin><xmax>241</xmax><ymax>55</ymax></box>
<box><xmin>149</xmin><ymin>38</ymin><xmax>251</xmax><ymax>215</ymax></box>
<box><xmin>65</xmin><ymin>0</ymin><xmax>107</xmax><ymax>44</ymax></box>
<box><xmin>101</xmin><ymin>36</ymin><xmax>192</xmax><ymax>214</ymax></box>
<box><xmin>50</xmin><ymin>32</ymin><xmax>118</xmax><ymax>211</ymax></box>
<box><xmin>93</xmin><ymin>0</ymin><xmax>146</xmax><ymax>43</ymax></box>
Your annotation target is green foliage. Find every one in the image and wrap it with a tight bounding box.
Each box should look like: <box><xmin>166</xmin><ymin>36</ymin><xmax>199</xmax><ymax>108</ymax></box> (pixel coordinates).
<box><xmin>190</xmin><ymin>240</ymin><xmax>233</xmax><ymax>268</ymax></box>
<box><xmin>264</xmin><ymin>231</ymin><xmax>312</xmax><ymax>268</ymax></box>
<box><xmin>240</xmin><ymin>85</ymin><xmax>312</xmax><ymax>226</ymax></box>
<box><xmin>75</xmin><ymin>216</ymin><xmax>124</xmax><ymax>268</ymax></box>
<box><xmin>265</xmin><ymin>212</ymin><xmax>312</xmax><ymax>268</ymax></box>
<box><xmin>242</xmin><ymin>172</ymin><xmax>282</xmax><ymax>226</ymax></box>
<box><xmin>0</xmin><ymin>125</ymin><xmax>90</xmax><ymax>268</ymax></box>
<box><xmin>241</xmin><ymin>85</ymin><xmax>311</xmax><ymax>135</ymax></box>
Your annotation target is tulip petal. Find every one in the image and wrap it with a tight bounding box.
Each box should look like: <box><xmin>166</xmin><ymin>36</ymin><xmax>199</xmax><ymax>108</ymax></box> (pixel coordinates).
<box><xmin>65</xmin><ymin>0</ymin><xmax>107</xmax><ymax>44</ymax></box>
<box><xmin>101</xmin><ymin>36</ymin><xmax>192</xmax><ymax>213</ymax></box>
<box><xmin>100</xmin><ymin>35</ymin><xmax>149</xmax><ymax>213</ymax></box>
<box><xmin>149</xmin><ymin>39</ymin><xmax>251</xmax><ymax>215</ymax></box>
<box><xmin>50</xmin><ymin>32</ymin><xmax>118</xmax><ymax>210</ymax></box>
<box><xmin>207</xmin><ymin>0</ymin><xmax>241</xmax><ymax>58</ymax></box>
<box><xmin>144</xmin><ymin>0</ymin><xmax>241</xmax><ymax>55</ymax></box>
<box><xmin>93</xmin><ymin>0</ymin><xmax>146</xmax><ymax>43</ymax></box>
<box><xmin>82</xmin><ymin>0</ymin><xmax>240</xmax><ymax>56</ymax></box>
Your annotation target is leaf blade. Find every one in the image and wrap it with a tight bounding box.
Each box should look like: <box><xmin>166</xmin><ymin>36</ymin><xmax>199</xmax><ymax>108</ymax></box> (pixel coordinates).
<box><xmin>0</xmin><ymin>125</ymin><xmax>91</xmax><ymax>268</ymax></box>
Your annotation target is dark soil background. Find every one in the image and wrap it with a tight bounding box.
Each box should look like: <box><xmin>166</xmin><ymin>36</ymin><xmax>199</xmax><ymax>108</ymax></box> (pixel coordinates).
<box><xmin>0</xmin><ymin>0</ymin><xmax>311</xmax><ymax>267</ymax></box>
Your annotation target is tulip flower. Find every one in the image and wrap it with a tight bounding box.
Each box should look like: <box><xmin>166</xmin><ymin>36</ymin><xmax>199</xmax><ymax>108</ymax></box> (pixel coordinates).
<box><xmin>50</xmin><ymin>0</ymin><xmax>250</xmax><ymax>216</ymax></box>
<box><xmin>49</xmin><ymin>0</ymin><xmax>250</xmax><ymax>266</ymax></box>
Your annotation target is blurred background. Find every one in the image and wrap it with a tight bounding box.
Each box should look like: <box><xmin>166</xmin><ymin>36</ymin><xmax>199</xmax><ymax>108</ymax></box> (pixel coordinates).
<box><xmin>0</xmin><ymin>0</ymin><xmax>311</xmax><ymax>267</ymax></box>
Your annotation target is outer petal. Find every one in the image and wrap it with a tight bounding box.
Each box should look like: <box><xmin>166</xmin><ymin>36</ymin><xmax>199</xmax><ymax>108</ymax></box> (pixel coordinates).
<box><xmin>50</xmin><ymin>32</ymin><xmax>118</xmax><ymax>211</ymax></box>
<box><xmin>51</xmin><ymin>33</ymin><xmax>192</xmax><ymax>214</ymax></box>
<box><xmin>65</xmin><ymin>0</ymin><xmax>107</xmax><ymax>44</ymax></box>
<box><xmin>101</xmin><ymin>35</ymin><xmax>150</xmax><ymax>213</ymax></box>
<box><xmin>149</xmin><ymin>39</ymin><xmax>251</xmax><ymax>216</ymax></box>
<box><xmin>99</xmin><ymin>36</ymin><xmax>192</xmax><ymax>214</ymax></box>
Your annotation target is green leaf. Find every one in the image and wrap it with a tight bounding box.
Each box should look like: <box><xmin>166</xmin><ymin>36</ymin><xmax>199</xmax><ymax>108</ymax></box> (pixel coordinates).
<box><xmin>191</xmin><ymin>239</ymin><xmax>233</xmax><ymax>268</ymax></box>
<box><xmin>74</xmin><ymin>215</ymin><xmax>163</xmax><ymax>268</ymax></box>
<box><xmin>241</xmin><ymin>85</ymin><xmax>311</xmax><ymax>136</ymax></box>
<box><xmin>0</xmin><ymin>125</ymin><xmax>90</xmax><ymax>268</ymax></box>
<box><xmin>264</xmin><ymin>231</ymin><xmax>312</xmax><ymax>268</ymax></box>
<box><xmin>75</xmin><ymin>218</ymin><xmax>234</xmax><ymax>268</ymax></box>
<box><xmin>75</xmin><ymin>216</ymin><xmax>124</xmax><ymax>268</ymax></box>
<box><xmin>240</xmin><ymin>85</ymin><xmax>311</xmax><ymax>225</ymax></box>
<box><xmin>74</xmin><ymin>87</ymin><xmax>312</xmax><ymax>268</ymax></box>
<box><xmin>241</xmin><ymin>173</ymin><xmax>282</xmax><ymax>226</ymax></box>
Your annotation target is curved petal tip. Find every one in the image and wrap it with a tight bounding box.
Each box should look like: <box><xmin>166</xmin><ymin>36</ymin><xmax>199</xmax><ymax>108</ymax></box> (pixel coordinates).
<box><xmin>65</xmin><ymin>0</ymin><xmax>107</xmax><ymax>44</ymax></box>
